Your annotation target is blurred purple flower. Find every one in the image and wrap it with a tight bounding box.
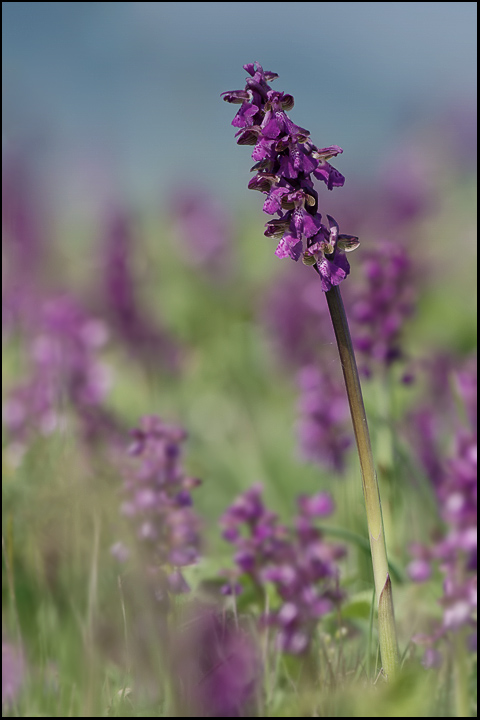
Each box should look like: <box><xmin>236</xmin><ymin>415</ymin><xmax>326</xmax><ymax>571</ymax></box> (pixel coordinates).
<box><xmin>3</xmin><ymin>294</ymin><xmax>121</xmax><ymax>451</ymax></box>
<box><xmin>376</xmin><ymin>144</ymin><xmax>433</xmax><ymax>228</ymax></box>
<box><xmin>101</xmin><ymin>208</ymin><xmax>179</xmax><ymax>369</ymax></box>
<box><xmin>408</xmin><ymin>408</ymin><xmax>446</xmax><ymax>490</ymax></box>
<box><xmin>220</xmin><ymin>484</ymin><xmax>344</xmax><ymax>654</ymax></box>
<box><xmin>261</xmin><ymin>263</ymin><xmax>335</xmax><ymax>369</ymax></box>
<box><xmin>2</xmin><ymin>641</ymin><xmax>25</xmax><ymax>708</ymax></box>
<box><xmin>2</xmin><ymin>148</ymin><xmax>45</xmax><ymax>279</ymax></box>
<box><xmin>455</xmin><ymin>357</ymin><xmax>477</xmax><ymax>431</ymax></box>
<box><xmin>421</xmin><ymin>646</ymin><xmax>443</xmax><ymax>670</ymax></box>
<box><xmin>406</xmin><ymin>554</ymin><xmax>432</xmax><ymax>583</ymax></box>
<box><xmin>408</xmin><ymin>358</ymin><xmax>477</xmax><ymax>655</ymax></box>
<box><xmin>296</xmin><ymin>365</ymin><xmax>352</xmax><ymax>474</ymax></box>
<box><xmin>169</xmin><ymin>187</ymin><xmax>232</xmax><ymax>275</ymax></box>
<box><xmin>405</xmin><ymin>352</ymin><xmax>468</xmax><ymax>486</ymax></box>
<box><xmin>171</xmin><ymin>604</ymin><xmax>260</xmax><ymax>717</ymax></box>
<box><xmin>2</xmin><ymin>149</ymin><xmax>48</xmax><ymax>337</ymax></box>
<box><xmin>440</xmin><ymin>103</ymin><xmax>478</xmax><ymax>173</ymax></box>
<box><xmin>347</xmin><ymin>240</ymin><xmax>416</xmax><ymax>376</ymax></box>
<box><xmin>222</xmin><ymin>62</ymin><xmax>358</xmax><ymax>290</ymax></box>
<box><xmin>114</xmin><ymin>415</ymin><xmax>202</xmax><ymax>596</ymax></box>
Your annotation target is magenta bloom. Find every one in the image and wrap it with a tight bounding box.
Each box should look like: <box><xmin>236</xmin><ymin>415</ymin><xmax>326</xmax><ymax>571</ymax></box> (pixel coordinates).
<box><xmin>222</xmin><ymin>62</ymin><xmax>358</xmax><ymax>291</ymax></box>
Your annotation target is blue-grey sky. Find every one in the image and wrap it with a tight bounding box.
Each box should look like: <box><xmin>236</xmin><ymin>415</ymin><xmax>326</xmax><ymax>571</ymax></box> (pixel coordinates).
<box><xmin>2</xmin><ymin>2</ymin><xmax>477</xmax><ymax>212</ymax></box>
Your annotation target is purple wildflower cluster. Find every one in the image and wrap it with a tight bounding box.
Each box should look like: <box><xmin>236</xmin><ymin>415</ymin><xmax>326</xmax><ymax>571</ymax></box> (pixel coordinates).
<box><xmin>222</xmin><ymin>62</ymin><xmax>359</xmax><ymax>291</ymax></box>
<box><xmin>296</xmin><ymin>365</ymin><xmax>352</xmax><ymax>474</ymax></box>
<box><xmin>3</xmin><ymin>295</ymin><xmax>114</xmax><ymax>454</ymax></box>
<box><xmin>220</xmin><ymin>484</ymin><xmax>344</xmax><ymax>654</ymax></box>
<box><xmin>408</xmin><ymin>360</ymin><xmax>477</xmax><ymax>662</ymax></box>
<box><xmin>113</xmin><ymin>415</ymin><xmax>202</xmax><ymax>596</ymax></box>
<box><xmin>347</xmin><ymin>240</ymin><xmax>416</xmax><ymax>376</ymax></box>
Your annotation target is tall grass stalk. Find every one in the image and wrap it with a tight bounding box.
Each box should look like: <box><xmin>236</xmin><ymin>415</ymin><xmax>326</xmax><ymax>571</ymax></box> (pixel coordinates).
<box><xmin>453</xmin><ymin>629</ymin><xmax>470</xmax><ymax>717</ymax></box>
<box><xmin>324</xmin><ymin>284</ymin><xmax>399</xmax><ymax>679</ymax></box>
<box><xmin>3</xmin><ymin>524</ymin><xmax>23</xmax><ymax>651</ymax></box>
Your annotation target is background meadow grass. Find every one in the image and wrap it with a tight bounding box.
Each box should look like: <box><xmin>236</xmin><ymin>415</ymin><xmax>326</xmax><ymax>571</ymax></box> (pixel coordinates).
<box><xmin>1</xmin><ymin>4</ymin><xmax>477</xmax><ymax>707</ymax></box>
<box><xmin>2</xmin><ymin>141</ymin><xmax>476</xmax><ymax>715</ymax></box>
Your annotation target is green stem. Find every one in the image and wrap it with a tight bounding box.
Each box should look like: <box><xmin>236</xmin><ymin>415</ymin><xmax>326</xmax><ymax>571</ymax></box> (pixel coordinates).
<box><xmin>324</xmin><ymin>284</ymin><xmax>399</xmax><ymax>678</ymax></box>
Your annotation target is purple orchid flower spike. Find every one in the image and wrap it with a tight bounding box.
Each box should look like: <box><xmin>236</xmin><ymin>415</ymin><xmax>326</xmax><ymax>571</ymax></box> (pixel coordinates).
<box><xmin>223</xmin><ymin>63</ymin><xmax>399</xmax><ymax>678</ymax></box>
<box><xmin>222</xmin><ymin>62</ymin><xmax>359</xmax><ymax>291</ymax></box>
